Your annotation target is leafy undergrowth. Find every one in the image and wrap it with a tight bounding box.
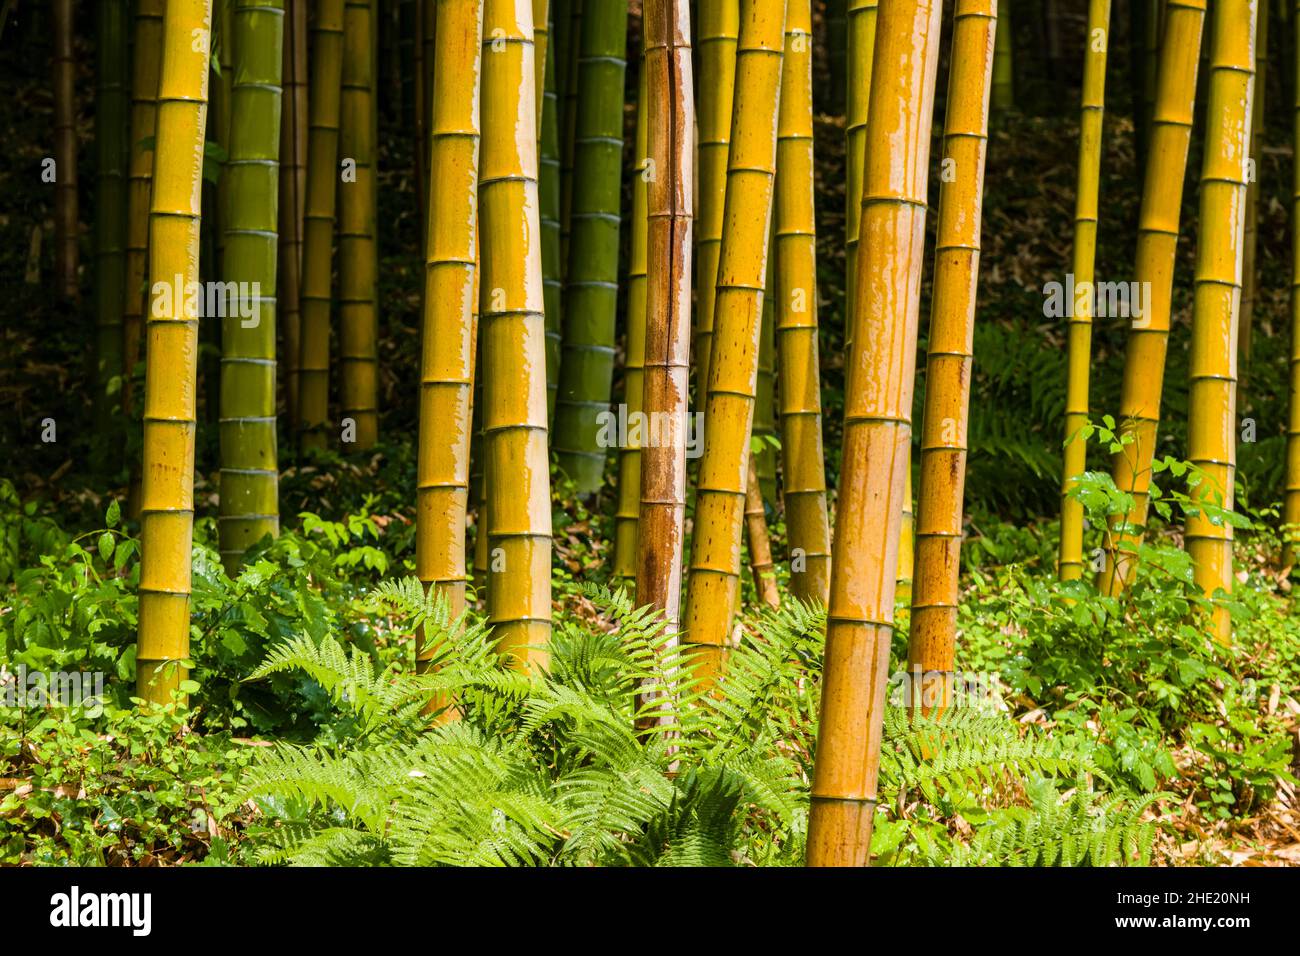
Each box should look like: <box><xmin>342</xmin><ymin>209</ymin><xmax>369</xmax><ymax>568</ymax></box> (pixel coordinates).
<box><xmin>3</xmin><ymin>463</ymin><xmax>1299</xmax><ymax>865</ymax></box>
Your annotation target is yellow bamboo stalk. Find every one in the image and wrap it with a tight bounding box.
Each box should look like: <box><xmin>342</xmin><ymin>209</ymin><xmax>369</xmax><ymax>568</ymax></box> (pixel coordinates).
<box><xmin>1288</xmin><ymin>0</ymin><xmax>1300</xmax><ymax>565</ymax></box>
<box><xmin>634</xmin><ymin>0</ymin><xmax>694</xmax><ymax>627</ymax></box>
<box><xmin>907</xmin><ymin>0</ymin><xmax>996</xmax><ymax>711</ymax></box>
<box><xmin>613</xmin><ymin>65</ymin><xmax>650</xmax><ymax>584</ymax></box>
<box><xmin>843</xmin><ymin>0</ymin><xmax>878</xmax><ymax>317</ymax></box>
<box><xmin>1058</xmin><ymin>0</ymin><xmax>1112</xmax><ymax>581</ymax></box>
<box><xmin>297</xmin><ymin>0</ymin><xmax>345</xmax><ymax>452</ymax></box>
<box><xmin>418</xmin><ymin>0</ymin><xmax>483</xmax><ymax>665</ymax></box>
<box><xmin>279</xmin><ymin>0</ymin><xmax>307</xmax><ymax>432</ymax></box>
<box><xmin>122</xmin><ymin>0</ymin><xmax>166</xmax><ymax>439</ymax></box>
<box><xmin>774</xmin><ymin>0</ymin><xmax>830</xmax><ymax>605</ymax></box>
<box><xmin>1187</xmin><ymin>0</ymin><xmax>1255</xmax><ymax>645</ymax></box>
<box><xmin>691</xmin><ymin>0</ymin><xmax>740</xmax><ymax>403</ymax></box>
<box><xmin>480</xmin><ymin>0</ymin><xmax>551</xmax><ymax>669</ymax></box>
<box><xmin>807</xmin><ymin>0</ymin><xmax>943</xmax><ymax>867</ymax></box>
<box><xmin>682</xmin><ymin>0</ymin><xmax>785</xmax><ymax>685</ymax></box>
<box><xmin>136</xmin><ymin>0</ymin><xmax>212</xmax><ymax>705</ymax></box>
<box><xmin>1238</xmin><ymin>2</ymin><xmax>1267</xmax><ymax>388</ymax></box>
<box><xmin>1099</xmin><ymin>0</ymin><xmax>1206</xmax><ymax>594</ymax></box>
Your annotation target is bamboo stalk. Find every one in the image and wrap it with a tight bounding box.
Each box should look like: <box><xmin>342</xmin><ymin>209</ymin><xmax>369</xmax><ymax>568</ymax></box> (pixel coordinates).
<box><xmin>745</xmin><ymin>451</ymin><xmax>781</xmax><ymax>608</ymax></box>
<box><xmin>907</xmin><ymin>0</ymin><xmax>997</xmax><ymax>711</ymax></box>
<box><xmin>123</xmin><ymin>1</ymin><xmax>166</xmax><ymax>435</ymax></box>
<box><xmin>136</xmin><ymin>0</ymin><xmax>212</xmax><ymax>705</ymax></box>
<box><xmin>682</xmin><ymin>0</ymin><xmax>786</xmax><ymax>684</ymax></box>
<box><xmin>297</xmin><ymin>0</ymin><xmax>346</xmax><ymax>452</ymax></box>
<box><xmin>52</xmin><ymin>0</ymin><xmax>78</xmax><ymax>301</ymax></box>
<box><xmin>774</xmin><ymin>0</ymin><xmax>830</xmax><ymax>605</ymax></box>
<box><xmin>479</xmin><ymin>0</ymin><xmax>551</xmax><ymax>669</ymax></box>
<box><xmin>1238</xmin><ymin>1</ymin><xmax>1268</xmax><ymax>390</ymax></box>
<box><xmin>635</xmin><ymin>0</ymin><xmax>694</xmax><ymax>627</ymax></box>
<box><xmin>991</xmin><ymin>0</ymin><xmax>1012</xmax><ymax>111</ymax></box>
<box><xmin>218</xmin><ymin>0</ymin><xmax>283</xmax><ymax>575</ymax></box>
<box><xmin>418</xmin><ymin>0</ymin><xmax>483</xmax><ymax>651</ymax></box>
<box><xmin>1099</xmin><ymin>0</ymin><xmax>1206</xmax><ymax>594</ymax></box>
<box><xmin>692</xmin><ymin>0</ymin><xmax>740</xmax><ymax>404</ymax></box>
<box><xmin>844</xmin><ymin>0</ymin><xmax>878</xmax><ymax>319</ymax></box>
<box><xmin>614</xmin><ymin>65</ymin><xmax>650</xmax><ymax>585</ymax></box>
<box><xmin>279</xmin><ymin>0</ymin><xmax>307</xmax><ymax>433</ymax></box>
<box><xmin>338</xmin><ymin>0</ymin><xmax>381</xmax><ymax>450</ymax></box>
<box><xmin>558</xmin><ymin>0</ymin><xmax>583</xmax><ymax>269</ymax></box>
<box><xmin>807</xmin><ymin>0</ymin><xmax>943</xmax><ymax>867</ymax></box>
<box><xmin>1186</xmin><ymin>0</ymin><xmax>1255</xmax><ymax>645</ymax></box>
<box><xmin>540</xmin><ymin>1</ymin><xmax>563</xmax><ymax>419</ymax></box>
<box><xmin>1288</xmin><ymin>0</ymin><xmax>1300</xmax><ymax>566</ymax></box>
<box><xmin>754</xmin><ymin>251</ymin><xmax>778</xmax><ymax>502</ymax></box>
<box><xmin>552</xmin><ymin>0</ymin><xmax>628</xmax><ymax>494</ymax></box>
<box><xmin>94</xmin><ymin>0</ymin><xmax>130</xmax><ymax>435</ymax></box>
<box><xmin>1058</xmin><ymin>0</ymin><xmax>1112</xmax><ymax>581</ymax></box>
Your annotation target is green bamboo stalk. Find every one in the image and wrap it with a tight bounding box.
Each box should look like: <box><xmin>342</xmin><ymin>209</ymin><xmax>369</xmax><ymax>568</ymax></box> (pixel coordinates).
<box><xmin>338</xmin><ymin>0</ymin><xmax>380</xmax><ymax>449</ymax></box>
<box><xmin>552</xmin><ymin>0</ymin><xmax>628</xmax><ymax>494</ymax></box>
<box><xmin>218</xmin><ymin>0</ymin><xmax>283</xmax><ymax>574</ymax></box>
<box><xmin>95</xmin><ymin>0</ymin><xmax>129</xmax><ymax>444</ymax></box>
<box><xmin>541</xmin><ymin>1</ymin><xmax>563</xmax><ymax>420</ymax></box>
<box><xmin>296</xmin><ymin>0</ymin><xmax>345</xmax><ymax>451</ymax></box>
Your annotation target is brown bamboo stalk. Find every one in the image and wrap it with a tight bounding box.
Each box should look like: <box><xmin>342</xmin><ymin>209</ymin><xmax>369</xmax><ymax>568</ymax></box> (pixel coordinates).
<box><xmin>635</xmin><ymin>0</ymin><xmax>695</xmax><ymax>628</ymax></box>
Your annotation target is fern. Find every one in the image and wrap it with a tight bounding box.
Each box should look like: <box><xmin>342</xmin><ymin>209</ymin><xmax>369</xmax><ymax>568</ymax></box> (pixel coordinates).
<box><xmin>241</xmin><ymin>576</ymin><xmax>1162</xmax><ymax>867</ymax></box>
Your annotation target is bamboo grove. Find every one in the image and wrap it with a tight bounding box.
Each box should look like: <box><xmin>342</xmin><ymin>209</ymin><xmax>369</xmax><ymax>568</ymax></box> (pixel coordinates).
<box><xmin>19</xmin><ymin>0</ymin><xmax>1293</xmax><ymax>867</ymax></box>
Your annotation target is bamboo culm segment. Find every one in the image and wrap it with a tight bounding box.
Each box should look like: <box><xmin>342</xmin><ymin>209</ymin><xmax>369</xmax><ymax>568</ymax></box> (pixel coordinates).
<box><xmin>418</xmin><ymin>0</ymin><xmax>484</xmax><ymax>653</ymax></box>
<box><xmin>1287</xmin><ymin>0</ymin><xmax>1300</xmax><ymax>564</ymax></box>
<box><xmin>692</xmin><ymin>0</ymin><xmax>740</xmax><ymax>404</ymax></box>
<box><xmin>774</xmin><ymin>0</ymin><xmax>830</xmax><ymax>605</ymax></box>
<box><xmin>297</xmin><ymin>0</ymin><xmax>345</xmax><ymax>452</ymax></box>
<box><xmin>219</xmin><ymin>0</ymin><xmax>283</xmax><ymax>575</ymax></box>
<box><xmin>480</xmin><ymin>0</ymin><xmax>552</xmax><ymax>669</ymax></box>
<box><xmin>95</xmin><ymin>0</ymin><xmax>129</xmax><ymax>426</ymax></box>
<box><xmin>1186</xmin><ymin>0</ymin><xmax>1255</xmax><ymax>645</ymax></box>
<box><xmin>1058</xmin><ymin>0</ymin><xmax>1112</xmax><ymax>581</ymax></box>
<box><xmin>808</xmin><ymin>0</ymin><xmax>943</xmax><ymax>867</ymax></box>
<box><xmin>552</xmin><ymin>0</ymin><xmax>628</xmax><ymax>494</ymax></box>
<box><xmin>682</xmin><ymin>0</ymin><xmax>786</xmax><ymax>684</ymax></box>
<box><xmin>613</xmin><ymin>65</ymin><xmax>650</xmax><ymax>583</ymax></box>
<box><xmin>635</xmin><ymin>0</ymin><xmax>695</xmax><ymax>627</ymax></box>
<box><xmin>1099</xmin><ymin>0</ymin><xmax>1206</xmax><ymax>595</ymax></box>
<box><xmin>338</xmin><ymin>0</ymin><xmax>380</xmax><ymax>449</ymax></box>
<box><xmin>136</xmin><ymin>0</ymin><xmax>212</xmax><ymax>705</ymax></box>
<box><xmin>279</xmin><ymin>0</ymin><xmax>307</xmax><ymax>432</ymax></box>
<box><xmin>907</xmin><ymin>0</ymin><xmax>997</xmax><ymax>710</ymax></box>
